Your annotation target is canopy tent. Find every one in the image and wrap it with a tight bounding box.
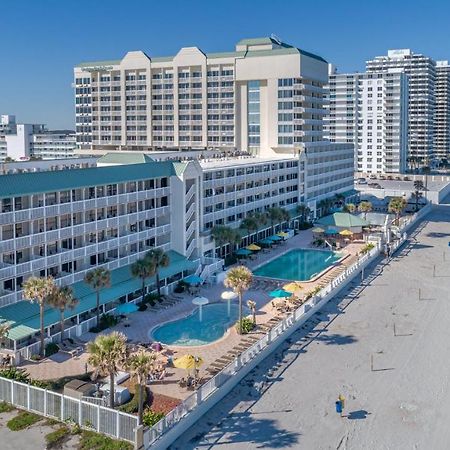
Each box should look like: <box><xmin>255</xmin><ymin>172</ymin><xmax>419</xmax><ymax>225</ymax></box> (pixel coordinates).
<box><xmin>339</xmin><ymin>229</ymin><xmax>353</xmax><ymax>236</ymax></box>
<box><xmin>246</xmin><ymin>244</ymin><xmax>261</xmax><ymax>251</ymax></box>
<box><xmin>268</xmin><ymin>235</ymin><xmax>282</xmax><ymax>242</ymax></box>
<box><xmin>173</xmin><ymin>354</ymin><xmax>204</xmax><ymax>371</ymax></box>
<box><xmin>283</xmin><ymin>282</ymin><xmax>303</xmax><ymax>293</ymax></box>
<box><xmin>325</xmin><ymin>228</ymin><xmax>339</xmax><ymax>235</ymax></box>
<box><xmin>236</xmin><ymin>248</ymin><xmax>252</xmax><ymax>256</ymax></box>
<box><xmin>183</xmin><ymin>274</ymin><xmax>204</xmax><ymax>285</ymax></box>
<box><xmin>259</xmin><ymin>238</ymin><xmax>273</xmax><ymax>246</ymax></box>
<box><xmin>1</xmin><ymin>250</ymin><xmax>197</xmax><ymax>342</ymax></box>
<box><xmin>312</xmin><ymin>227</ymin><xmax>325</xmax><ymax>233</ymax></box>
<box><xmin>277</xmin><ymin>231</ymin><xmax>289</xmax><ymax>238</ymax></box>
<box><xmin>316</xmin><ymin>212</ymin><xmax>369</xmax><ymax>228</ymax></box>
<box><xmin>269</xmin><ymin>289</ymin><xmax>292</xmax><ymax>298</ymax></box>
<box><xmin>115</xmin><ymin>303</ymin><xmax>138</xmax><ymax>314</ymax></box>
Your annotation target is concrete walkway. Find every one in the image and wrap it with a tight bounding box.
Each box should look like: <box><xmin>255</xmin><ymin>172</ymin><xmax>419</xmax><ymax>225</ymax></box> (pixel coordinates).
<box><xmin>171</xmin><ymin>206</ymin><xmax>450</xmax><ymax>450</ymax></box>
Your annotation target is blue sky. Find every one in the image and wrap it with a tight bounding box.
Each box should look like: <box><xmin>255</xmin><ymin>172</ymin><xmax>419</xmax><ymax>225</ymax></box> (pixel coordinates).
<box><xmin>1</xmin><ymin>0</ymin><xmax>449</xmax><ymax>129</ymax></box>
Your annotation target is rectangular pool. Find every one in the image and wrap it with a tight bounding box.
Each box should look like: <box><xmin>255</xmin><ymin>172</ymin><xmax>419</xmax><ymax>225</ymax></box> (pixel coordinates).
<box><xmin>253</xmin><ymin>248</ymin><xmax>342</xmax><ymax>281</ymax></box>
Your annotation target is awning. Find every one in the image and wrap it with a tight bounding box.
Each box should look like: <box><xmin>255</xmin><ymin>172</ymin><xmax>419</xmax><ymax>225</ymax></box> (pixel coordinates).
<box><xmin>2</xmin><ymin>250</ymin><xmax>197</xmax><ymax>341</ymax></box>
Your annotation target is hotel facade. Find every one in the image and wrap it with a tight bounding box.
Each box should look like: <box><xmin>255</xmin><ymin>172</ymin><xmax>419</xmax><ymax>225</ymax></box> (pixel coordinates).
<box><xmin>0</xmin><ymin>38</ymin><xmax>354</xmax><ymax>357</ymax></box>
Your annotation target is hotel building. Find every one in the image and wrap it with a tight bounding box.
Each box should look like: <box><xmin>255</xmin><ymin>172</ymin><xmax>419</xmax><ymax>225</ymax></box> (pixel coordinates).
<box><xmin>435</xmin><ymin>61</ymin><xmax>450</xmax><ymax>162</ymax></box>
<box><xmin>326</xmin><ymin>70</ymin><xmax>408</xmax><ymax>174</ymax></box>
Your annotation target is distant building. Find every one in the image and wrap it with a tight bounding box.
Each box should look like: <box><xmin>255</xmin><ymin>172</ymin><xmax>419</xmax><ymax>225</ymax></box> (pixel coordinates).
<box><xmin>326</xmin><ymin>69</ymin><xmax>408</xmax><ymax>174</ymax></box>
<box><xmin>0</xmin><ymin>115</ymin><xmax>76</xmax><ymax>161</ymax></box>
<box><xmin>435</xmin><ymin>61</ymin><xmax>450</xmax><ymax>163</ymax></box>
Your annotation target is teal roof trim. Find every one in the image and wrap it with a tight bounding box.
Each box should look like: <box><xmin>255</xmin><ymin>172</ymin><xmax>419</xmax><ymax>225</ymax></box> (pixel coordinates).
<box><xmin>316</xmin><ymin>212</ymin><xmax>369</xmax><ymax>228</ymax></box>
<box><xmin>0</xmin><ymin>161</ymin><xmax>176</xmax><ymax>198</ymax></box>
<box><xmin>2</xmin><ymin>251</ymin><xmax>198</xmax><ymax>341</ymax></box>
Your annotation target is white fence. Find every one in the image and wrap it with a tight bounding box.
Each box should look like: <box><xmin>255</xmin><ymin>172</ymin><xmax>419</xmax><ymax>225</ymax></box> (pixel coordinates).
<box><xmin>0</xmin><ymin>376</ymin><xmax>138</xmax><ymax>443</ymax></box>
<box><xmin>143</xmin><ymin>206</ymin><xmax>430</xmax><ymax>449</ymax></box>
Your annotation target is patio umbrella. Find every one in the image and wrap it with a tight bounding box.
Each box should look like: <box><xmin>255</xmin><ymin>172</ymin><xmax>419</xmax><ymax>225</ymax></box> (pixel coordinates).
<box><xmin>268</xmin><ymin>234</ymin><xmax>282</xmax><ymax>242</ymax></box>
<box><xmin>192</xmin><ymin>296</ymin><xmax>209</xmax><ymax>321</ymax></box>
<box><xmin>283</xmin><ymin>281</ymin><xmax>303</xmax><ymax>293</ymax></box>
<box><xmin>325</xmin><ymin>228</ymin><xmax>338</xmax><ymax>235</ymax></box>
<box><xmin>312</xmin><ymin>227</ymin><xmax>325</xmax><ymax>233</ymax></box>
<box><xmin>221</xmin><ymin>290</ymin><xmax>238</xmax><ymax>316</ymax></box>
<box><xmin>183</xmin><ymin>274</ymin><xmax>204</xmax><ymax>285</ymax></box>
<box><xmin>236</xmin><ymin>248</ymin><xmax>252</xmax><ymax>257</ymax></box>
<box><xmin>277</xmin><ymin>231</ymin><xmax>289</xmax><ymax>238</ymax></box>
<box><xmin>339</xmin><ymin>229</ymin><xmax>353</xmax><ymax>236</ymax></box>
<box><xmin>259</xmin><ymin>238</ymin><xmax>273</xmax><ymax>246</ymax></box>
<box><xmin>247</xmin><ymin>244</ymin><xmax>261</xmax><ymax>251</ymax></box>
<box><xmin>269</xmin><ymin>289</ymin><xmax>292</xmax><ymax>298</ymax></box>
<box><xmin>173</xmin><ymin>354</ymin><xmax>204</xmax><ymax>376</ymax></box>
<box><xmin>115</xmin><ymin>303</ymin><xmax>138</xmax><ymax>314</ymax></box>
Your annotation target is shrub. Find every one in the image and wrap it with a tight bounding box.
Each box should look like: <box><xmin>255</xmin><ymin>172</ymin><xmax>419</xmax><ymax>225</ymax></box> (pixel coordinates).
<box><xmin>45</xmin><ymin>342</ymin><xmax>59</xmax><ymax>358</ymax></box>
<box><xmin>174</xmin><ymin>280</ymin><xmax>188</xmax><ymax>293</ymax></box>
<box><xmin>142</xmin><ymin>409</ymin><xmax>165</xmax><ymax>428</ymax></box>
<box><xmin>298</xmin><ymin>221</ymin><xmax>313</xmax><ymax>230</ymax></box>
<box><xmin>0</xmin><ymin>367</ymin><xmax>30</xmax><ymax>383</ymax></box>
<box><xmin>30</xmin><ymin>354</ymin><xmax>41</xmax><ymax>361</ymax></box>
<box><xmin>360</xmin><ymin>242</ymin><xmax>375</xmax><ymax>255</ymax></box>
<box><xmin>144</xmin><ymin>293</ymin><xmax>159</xmax><ymax>306</ymax></box>
<box><xmin>78</xmin><ymin>430</ymin><xmax>133</xmax><ymax>450</ymax></box>
<box><xmin>7</xmin><ymin>411</ymin><xmax>42</xmax><ymax>431</ymax></box>
<box><xmin>90</xmin><ymin>314</ymin><xmax>118</xmax><ymax>333</ymax></box>
<box><xmin>0</xmin><ymin>401</ymin><xmax>13</xmax><ymax>413</ymax></box>
<box><xmin>45</xmin><ymin>426</ymin><xmax>70</xmax><ymax>449</ymax></box>
<box><xmin>119</xmin><ymin>384</ymin><xmax>148</xmax><ymax>414</ymax></box>
<box><xmin>137</xmin><ymin>302</ymin><xmax>147</xmax><ymax>311</ymax></box>
<box><xmin>235</xmin><ymin>317</ymin><xmax>255</xmax><ymax>334</ymax></box>
<box><xmin>224</xmin><ymin>254</ymin><xmax>238</xmax><ymax>267</ymax></box>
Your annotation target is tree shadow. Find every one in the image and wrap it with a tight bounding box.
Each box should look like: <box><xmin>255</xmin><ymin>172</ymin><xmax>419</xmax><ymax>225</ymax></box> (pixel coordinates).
<box><xmin>315</xmin><ymin>333</ymin><xmax>357</xmax><ymax>345</ymax></box>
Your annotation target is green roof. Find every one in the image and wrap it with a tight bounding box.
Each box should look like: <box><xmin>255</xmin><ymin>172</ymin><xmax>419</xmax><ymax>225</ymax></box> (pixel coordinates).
<box><xmin>2</xmin><ymin>251</ymin><xmax>198</xmax><ymax>341</ymax></box>
<box><xmin>97</xmin><ymin>153</ymin><xmax>155</xmax><ymax>165</ymax></box>
<box><xmin>0</xmin><ymin>161</ymin><xmax>178</xmax><ymax>199</ymax></box>
<box><xmin>77</xmin><ymin>60</ymin><xmax>121</xmax><ymax>68</ymax></box>
<box><xmin>316</xmin><ymin>212</ymin><xmax>369</xmax><ymax>228</ymax></box>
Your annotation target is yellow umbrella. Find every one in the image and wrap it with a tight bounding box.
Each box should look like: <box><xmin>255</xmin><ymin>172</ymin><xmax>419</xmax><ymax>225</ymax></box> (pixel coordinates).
<box><xmin>277</xmin><ymin>231</ymin><xmax>289</xmax><ymax>237</ymax></box>
<box><xmin>247</xmin><ymin>244</ymin><xmax>261</xmax><ymax>251</ymax></box>
<box><xmin>173</xmin><ymin>354</ymin><xmax>204</xmax><ymax>370</ymax></box>
<box><xmin>283</xmin><ymin>281</ymin><xmax>303</xmax><ymax>293</ymax></box>
<box><xmin>312</xmin><ymin>227</ymin><xmax>325</xmax><ymax>233</ymax></box>
<box><xmin>339</xmin><ymin>229</ymin><xmax>353</xmax><ymax>236</ymax></box>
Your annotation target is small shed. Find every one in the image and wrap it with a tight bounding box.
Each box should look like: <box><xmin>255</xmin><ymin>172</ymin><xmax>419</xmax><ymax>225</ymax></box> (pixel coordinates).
<box><xmin>63</xmin><ymin>379</ymin><xmax>97</xmax><ymax>400</ymax></box>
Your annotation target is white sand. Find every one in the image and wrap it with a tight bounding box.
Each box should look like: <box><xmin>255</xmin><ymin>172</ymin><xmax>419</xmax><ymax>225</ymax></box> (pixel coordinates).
<box><xmin>172</xmin><ymin>206</ymin><xmax>450</xmax><ymax>450</ymax></box>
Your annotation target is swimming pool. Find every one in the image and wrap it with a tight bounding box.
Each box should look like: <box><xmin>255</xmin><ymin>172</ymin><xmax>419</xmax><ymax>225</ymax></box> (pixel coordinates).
<box><xmin>151</xmin><ymin>303</ymin><xmax>243</xmax><ymax>346</ymax></box>
<box><xmin>253</xmin><ymin>249</ymin><xmax>342</xmax><ymax>281</ymax></box>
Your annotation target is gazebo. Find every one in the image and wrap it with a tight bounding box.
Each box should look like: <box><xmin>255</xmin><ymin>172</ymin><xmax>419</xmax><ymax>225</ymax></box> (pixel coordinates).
<box><xmin>316</xmin><ymin>212</ymin><xmax>369</xmax><ymax>235</ymax></box>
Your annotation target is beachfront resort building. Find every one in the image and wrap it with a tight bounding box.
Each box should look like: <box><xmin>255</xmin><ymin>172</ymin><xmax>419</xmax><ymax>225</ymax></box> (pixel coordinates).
<box><xmin>435</xmin><ymin>61</ymin><xmax>450</xmax><ymax>162</ymax></box>
<box><xmin>326</xmin><ymin>69</ymin><xmax>408</xmax><ymax>174</ymax></box>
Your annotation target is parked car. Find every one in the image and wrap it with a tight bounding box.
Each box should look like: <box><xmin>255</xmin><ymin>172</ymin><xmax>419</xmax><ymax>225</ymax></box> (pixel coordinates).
<box><xmin>368</xmin><ymin>183</ymin><xmax>382</xmax><ymax>189</ymax></box>
<box><xmin>369</xmin><ymin>174</ymin><xmax>377</xmax><ymax>179</ymax></box>
<box><xmin>356</xmin><ymin>177</ymin><xmax>367</xmax><ymax>185</ymax></box>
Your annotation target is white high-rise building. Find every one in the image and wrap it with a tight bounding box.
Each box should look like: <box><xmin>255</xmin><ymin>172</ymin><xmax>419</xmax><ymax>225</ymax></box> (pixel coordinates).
<box><xmin>74</xmin><ymin>36</ymin><xmax>329</xmax><ymax>157</ymax></box>
<box><xmin>366</xmin><ymin>49</ymin><xmax>436</xmax><ymax>168</ymax></box>
<box><xmin>435</xmin><ymin>61</ymin><xmax>450</xmax><ymax>163</ymax></box>
<box><xmin>326</xmin><ymin>70</ymin><xmax>408</xmax><ymax>174</ymax></box>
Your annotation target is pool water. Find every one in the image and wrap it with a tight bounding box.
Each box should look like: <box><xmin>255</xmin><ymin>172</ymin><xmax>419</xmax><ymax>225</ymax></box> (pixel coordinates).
<box><xmin>254</xmin><ymin>249</ymin><xmax>342</xmax><ymax>281</ymax></box>
<box><xmin>151</xmin><ymin>303</ymin><xmax>244</xmax><ymax>346</ymax></box>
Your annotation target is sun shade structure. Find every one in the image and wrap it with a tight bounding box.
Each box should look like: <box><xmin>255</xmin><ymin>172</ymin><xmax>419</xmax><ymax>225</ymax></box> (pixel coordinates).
<box><xmin>183</xmin><ymin>274</ymin><xmax>204</xmax><ymax>285</ymax></box>
<box><xmin>247</xmin><ymin>244</ymin><xmax>261</xmax><ymax>251</ymax></box>
<box><xmin>192</xmin><ymin>296</ymin><xmax>209</xmax><ymax>321</ymax></box>
<box><xmin>236</xmin><ymin>248</ymin><xmax>252</xmax><ymax>256</ymax></box>
<box><xmin>269</xmin><ymin>289</ymin><xmax>292</xmax><ymax>298</ymax></box>
<box><xmin>173</xmin><ymin>354</ymin><xmax>204</xmax><ymax>371</ymax></box>
<box><xmin>259</xmin><ymin>238</ymin><xmax>273</xmax><ymax>246</ymax></box>
<box><xmin>115</xmin><ymin>303</ymin><xmax>138</xmax><ymax>314</ymax></box>
<box><xmin>277</xmin><ymin>231</ymin><xmax>289</xmax><ymax>237</ymax></box>
<box><xmin>312</xmin><ymin>227</ymin><xmax>325</xmax><ymax>233</ymax></box>
<box><xmin>339</xmin><ymin>229</ymin><xmax>354</xmax><ymax>236</ymax></box>
<box><xmin>268</xmin><ymin>235</ymin><xmax>282</xmax><ymax>242</ymax></box>
<box><xmin>325</xmin><ymin>228</ymin><xmax>338</xmax><ymax>235</ymax></box>
<box><xmin>221</xmin><ymin>290</ymin><xmax>238</xmax><ymax>316</ymax></box>
<box><xmin>317</xmin><ymin>212</ymin><xmax>369</xmax><ymax>228</ymax></box>
<box><xmin>283</xmin><ymin>282</ymin><xmax>303</xmax><ymax>293</ymax></box>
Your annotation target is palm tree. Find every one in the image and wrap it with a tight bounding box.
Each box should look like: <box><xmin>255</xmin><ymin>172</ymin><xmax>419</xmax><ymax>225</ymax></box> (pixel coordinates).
<box><xmin>0</xmin><ymin>322</ymin><xmax>10</xmax><ymax>348</ymax></box>
<box><xmin>296</xmin><ymin>203</ymin><xmax>311</xmax><ymax>223</ymax></box>
<box><xmin>388</xmin><ymin>197</ymin><xmax>407</xmax><ymax>225</ymax></box>
<box><xmin>23</xmin><ymin>276</ymin><xmax>56</xmax><ymax>357</ymax></box>
<box><xmin>240</xmin><ymin>215</ymin><xmax>258</xmax><ymax>242</ymax></box>
<box><xmin>224</xmin><ymin>266</ymin><xmax>253</xmax><ymax>334</ymax></box>
<box><xmin>358</xmin><ymin>201</ymin><xmax>372</xmax><ymax>219</ymax></box>
<box><xmin>146</xmin><ymin>249</ymin><xmax>170</xmax><ymax>298</ymax></box>
<box><xmin>131</xmin><ymin>257</ymin><xmax>156</xmax><ymax>304</ymax></box>
<box><xmin>126</xmin><ymin>350</ymin><xmax>156</xmax><ymax>424</ymax></box>
<box><xmin>84</xmin><ymin>268</ymin><xmax>111</xmax><ymax>326</ymax></box>
<box><xmin>211</xmin><ymin>225</ymin><xmax>241</xmax><ymax>258</ymax></box>
<box><xmin>47</xmin><ymin>286</ymin><xmax>78</xmax><ymax>342</ymax></box>
<box><xmin>413</xmin><ymin>180</ymin><xmax>425</xmax><ymax>211</ymax></box>
<box><xmin>87</xmin><ymin>331</ymin><xmax>128</xmax><ymax>409</ymax></box>
<box><xmin>345</xmin><ymin>203</ymin><xmax>357</xmax><ymax>213</ymax></box>
<box><xmin>247</xmin><ymin>300</ymin><xmax>257</xmax><ymax>325</ymax></box>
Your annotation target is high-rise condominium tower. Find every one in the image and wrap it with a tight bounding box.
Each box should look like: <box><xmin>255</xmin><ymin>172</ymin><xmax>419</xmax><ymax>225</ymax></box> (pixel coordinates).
<box><xmin>366</xmin><ymin>49</ymin><xmax>436</xmax><ymax>168</ymax></box>
<box><xmin>435</xmin><ymin>61</ymin><xmax>450</xmax><ymax>162</ymax></box>
<box><xmin>326</xmin><ymin>69</ymin><xmax>408</xmax><ymax>174</ymax></box>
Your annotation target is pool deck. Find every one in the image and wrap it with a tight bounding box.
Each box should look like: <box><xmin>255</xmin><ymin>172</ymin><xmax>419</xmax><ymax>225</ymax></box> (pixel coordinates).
<box><xmin>20</xmin><ymin>229</ymin><xmax>364</xmax><ymax>401</ymax></box>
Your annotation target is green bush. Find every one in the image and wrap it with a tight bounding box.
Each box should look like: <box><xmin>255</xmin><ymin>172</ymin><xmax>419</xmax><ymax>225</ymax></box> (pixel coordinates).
<box><xmin>360</xmin><ymin>242</ymin><xmax>375</xmax><ymax>254</ymax></box>
<box><xmin>30</xmin><ymin>354</ymin><xmax>41</xmax><ymax>361</ymax></box>
<box><xmin>298</xmin><ymin>221</ymin><xmax>313</xmax><ymax>230</ymax></box>
<box><xmin>0</xmin><ymin>401</ymin><xmax>14</xmax><ymax>413</ymax></box>
<box><xmin>7</xmin><ymin>411</ymin><xmax>42</xmax><ymax>431</ymax></box>
<box><xmin>224</xmin><ymin>254</ymin><xmax>238</xmax><ymax>267</ymax></box>
<box><xmin>142</xmin><ymin>409</ymin><xmax>165</xmax><ymax>428</ymax></box>
<box><xmin>118</xmin><ymin>384</ymin><xmax>147</xmax><ymax>414</ymax></box>
<box><xmin>78</xmin><ymin>430</ymin><xmax>133</xmax><ymax>450</ymax></box>
<box><xmin>45</xmin><ymin>342</ymin><xmax>59</xmax><ymax>357</ymax></box>
<box><xmin>90</xmin><ymin>314</ymin><xmax>118</xmax><ymax>333</ymax></box>
<box><xmin>45</xmin><ymin>426</ymin><xmax>70</xmax><ymax>448</ymax></box>
<box><xmin>137</xmin><ymin>302</ymin><xmax>147</xmax><ymax>311</ymax></box>
<box><xmin>0</xmin><ymin>367</ymin><xmax>31</xmax><ymax>383</ymax></box>
<box><xmin>235</xmin><ymin>317</ymin><xmax>255</xmax><ymax>334</ymax></box>
<box><xmin>144</xmin><ymin>293</ymin><xmax>160</xmax><ymax>306</ymax></box>
<box><xmin>174</xmin><ymin>280</ymin><xmax>188</xmax><ymax>293</ymax></box>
